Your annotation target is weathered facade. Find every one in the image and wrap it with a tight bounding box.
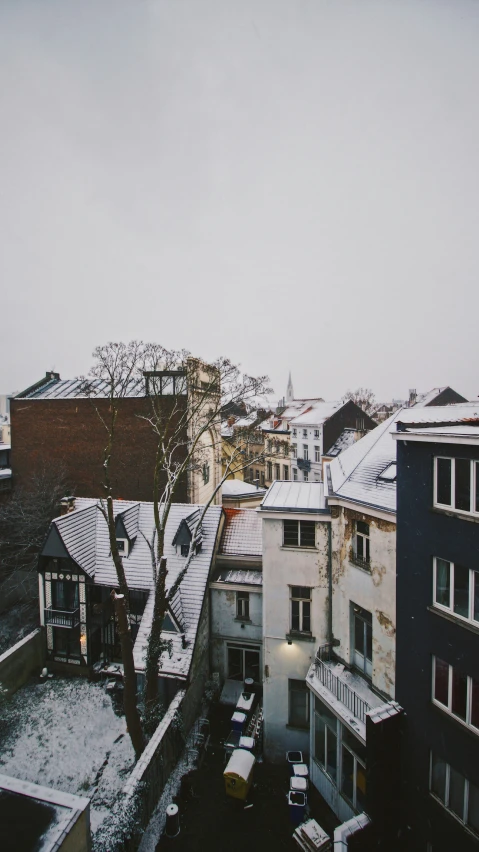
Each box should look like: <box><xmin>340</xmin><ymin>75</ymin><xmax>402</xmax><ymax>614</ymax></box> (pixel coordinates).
<box><xmin>260</xmin><ymin>481</ymin><xmax>331</xmax><ymax>762</ymax></box>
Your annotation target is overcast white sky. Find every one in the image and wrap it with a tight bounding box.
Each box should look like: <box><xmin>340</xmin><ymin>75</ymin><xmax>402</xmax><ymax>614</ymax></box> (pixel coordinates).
<box><xmin>1</xmin><ymin>0</ymin><xmax>478</xmax><ymax>403</ymax></box>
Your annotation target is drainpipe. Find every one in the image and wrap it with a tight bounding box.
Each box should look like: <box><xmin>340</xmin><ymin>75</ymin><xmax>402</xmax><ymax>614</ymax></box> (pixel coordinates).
<box><xmin>327</xmin><ymin>522</ymin><xmax>333</xmax><ymax>647</ymax></box>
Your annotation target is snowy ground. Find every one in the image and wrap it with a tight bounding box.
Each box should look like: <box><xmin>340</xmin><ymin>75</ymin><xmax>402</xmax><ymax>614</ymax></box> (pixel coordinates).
<box><xmin>0</xmin><ymin>677</ymin><xmax>135</xmax><ymax>836</ymax></box>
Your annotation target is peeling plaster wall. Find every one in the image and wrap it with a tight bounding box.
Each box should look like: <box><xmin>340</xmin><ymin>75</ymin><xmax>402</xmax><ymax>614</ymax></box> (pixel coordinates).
<box><xmin>210</xmin><ymin>586</ymin><xmax>263</xmax><ymax>681</ymax></box>
<box><xmin>262</xmin><ymin>516</ymin><xmax>330</xmax><ymax>762</ymax></box>
<box><xmin>330</xmin><ymin>505</ymin><xmax>396</xmax><ymax>698</ymax></box>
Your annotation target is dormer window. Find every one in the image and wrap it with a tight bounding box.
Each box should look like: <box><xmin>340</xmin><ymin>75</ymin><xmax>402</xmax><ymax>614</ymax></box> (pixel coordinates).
<box><xmin>181</xmin><ymin>544</ymin><xmax>189</xmax><ymax>557</ymax></box>
<box><xmin>116</xmin><ymin>538</ymin><xmax>129</xmax><ymax>557</ymax></box>
<box><xmin>172</xmin><ymin>509</ymin><xmax>203</xmax><ymax>557</ymax></box>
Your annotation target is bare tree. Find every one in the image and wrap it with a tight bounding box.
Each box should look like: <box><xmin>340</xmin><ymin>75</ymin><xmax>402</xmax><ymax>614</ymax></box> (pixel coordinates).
<box><xmin>0</xmin><ymin>463</ymin><xmax>71</xmax><ymax>586</ymax></box>
<box><xmin>86</xmin><ymin>342</ymin><xmax>273</xmax><ymax>737</ymax></box>
<box><xmin>342</xmin><ymin>387</ymin><xmax>376</xmax><ymax>417</ymax></box>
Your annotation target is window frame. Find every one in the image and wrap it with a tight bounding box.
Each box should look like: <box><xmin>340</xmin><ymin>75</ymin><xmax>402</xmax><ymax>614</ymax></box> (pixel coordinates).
<box><xmin>314</xmin><ymin>446</ymin><xmax>320</xmax><ymax>463</ymax></box>
<box><xmin>434</xmin><ymin>456</ymin><xmax>479</xmax><ymax>517</ymax></box>
<box><xmin>291</xmin><ymin>443</ymin><xmax>297</xmax><ymax>459</ymax></box>
<box><xmin>314</xmin><ymin>429</ymin><xmax>320</xmax><ymax>439</ymax></box>
<box><xmin>283</xmin><ymin>520</ymin><xmax>316</xmax><ymax>549</ymax></box>
<box><xmin>288</xmin><ymin>679</ymin><xmax>310</xmax><ymax>729</ymax></box>
<box><xmin>314</xmin><ymin>695</ymin><xmax>366</xmax><ymax>811</ymax></box>
<box><xmin>236</xmin><ymin>591</ymin><xmax>250</xmax><ymax>621</ymax></box>
<box><xmin>429</xmin><ymin>752</ymin><xmax>479</xmax><ymax>836</ymax></box>
<box><xmin>303</xmin><ymin>429</ymin><xmax>308</xmax><ymax>439</ymax></box>
<box><xmin>290</xmin><ymin>585</ymin><xmax>312</xmax><ymax>634</ymax></box>
<box><xmin>293</xmin><ymin>468</ymin><xmax>298</xmax><ymax>481</ymax></box>
<box><xmin>432</xmin><ymin>557</ymin><xmax>479</xmax><ymax>626</ymax></box>
<box><xmin>116</xmin><ymin>538</ymin><xmax>129</xmax><ymax>557</ymax></box>
<box><xmin>432</xmin><ymin>656</ymin><xmax>479</xmax><ymax>734</ymax></box>
<box><xmin>303</xmin><ymin>444</ymin><xmax>309</xmax><ymax>460</ymax></box>
<box><xmin>283</xmin><ymin>465</ymin><xmax>289</xmax><ymax>480</ymax></box>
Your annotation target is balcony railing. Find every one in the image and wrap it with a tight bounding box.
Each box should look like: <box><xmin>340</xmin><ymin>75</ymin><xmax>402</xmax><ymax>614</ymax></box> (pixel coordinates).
<box><xmin>314</xmin><ymin>644</ymin><xmax>372</xmax><ymax>724</ymax></box>
<box><xmin>45</xmin><ymin>608</ymin><xmax>80</xmax><ymax>628</ymax></box>
<box><xmin>349</xmin><ymin>548</ymin><xmax>371</xmax><ymax>571</ymax></box>
<box><xmin>297</xmin><ymin>458</ymin><xmax>311</xmax><ymax>472</ymax></box>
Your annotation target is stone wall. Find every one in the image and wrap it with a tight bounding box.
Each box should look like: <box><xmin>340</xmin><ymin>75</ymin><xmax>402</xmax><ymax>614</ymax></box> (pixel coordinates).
<box><xmin>0</xmin><ymin>627</ymin><xmax>45</xmax><ymax>695</ymax></box>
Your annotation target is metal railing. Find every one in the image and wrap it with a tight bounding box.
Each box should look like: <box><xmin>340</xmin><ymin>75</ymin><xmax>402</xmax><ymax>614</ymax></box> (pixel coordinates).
<box><xmin>297</xmin><ymin>458</ymin><xmax>311</xmax><ymax>472</ymax></box>
<box><xmin>314</xmin><ymin>645</ymin><xmax>372</xmax><ymax>724</ymax></box>
<box><xmin>44</xmin><ymin>608</ymin><xmax>80</xmax><ymax>628</ymax></box>
<box><xmin>349</xmin><ymin>548</ymin><xmax>371</xmax><ymax>570</ymax></box>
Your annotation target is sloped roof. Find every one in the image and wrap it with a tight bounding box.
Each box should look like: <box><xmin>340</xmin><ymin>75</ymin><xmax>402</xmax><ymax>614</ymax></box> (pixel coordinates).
<box><xmin>221</xmin><ymin>479</ymin><xmax>266</xmax><ymax>497</ymax></box>
<box><xmin>116</xmin><ymin>503</ymin><xmax>140</xmax><ymax>540</ymax></box>
<box><xmin>43</xmin><ymin>497</ymin><xmax>222</xmax><ymax>679</ymax></box>
<box><xmin>260</xmin><ymin>481</ymin><xmax>327</xmax><ymax>513</ymax></box>
<box><xmin>216</xmin><ymin>569</ymin><xmax>262</xmax><ymax>586</ymax></box>
<box><xmin>323</xmin><ymin>428</ymin><xmax>357</xmax><ymax>458</ymax></box>
<box><xmin>220</xmin><ymin>508</ymin><xmax>262</xmax><ymax>557</ymax></box>
<box><xmin>17</xmin><ymin>377</ymin><xmax>147</xmax><ymax>399</ymax></box>
<box><xmin>328</xmin><ymin>402</ymin><xmax>479</xmax><ymax>514</ymax></box>
<box><xmin>289</xmin><ymin>401</ymin><xmax>344</xmax><ymax>427</ymax></box>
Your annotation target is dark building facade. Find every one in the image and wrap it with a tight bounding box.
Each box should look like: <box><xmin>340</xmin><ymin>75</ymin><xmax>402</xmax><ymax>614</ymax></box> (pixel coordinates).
<box><xmin>395</xmin><ymin>419</ymin><xmax>479</xmax><ymax>851</ymax></box>
<box><xmin>10</xmin><ymin>371</ymin><xmax>188</xmax><ymax>503</ymax></box>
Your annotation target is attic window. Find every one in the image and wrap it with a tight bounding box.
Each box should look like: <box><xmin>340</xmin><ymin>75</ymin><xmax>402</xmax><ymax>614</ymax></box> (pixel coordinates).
<box><xmin>181</xmin><ymin>544</ymin><xmax>189</xmax><ymax>557</ymax></box>
<box><xmin>378</xmin><ymin>463</ymin><xmax>397</xmax><ymax>482</ymax></box>
<box><xmin>116</xmin><ymin>538</ymin><xmax>129</xmax><ymax>556</ymax></box>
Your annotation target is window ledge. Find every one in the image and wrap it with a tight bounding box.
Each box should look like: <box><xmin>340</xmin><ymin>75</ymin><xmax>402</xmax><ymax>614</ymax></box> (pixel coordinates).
<box><xmin>428</xmin><ymin>605</ymin><xmax>479</xmax><ymax>637</ymax></box>
<box><xmin>431</xmin><ymin>506</ymin><xmax>479</xmax><ymax>525</ymax></box>
<box><xmin>286</xmin><ymin>632</ymin><xmax>316</xmax><ymax>643</ymax></box>
<box><xmin>281</xmin><ymin>546</ymin><xmax>317</xmax><ymax>553</ymax></box>
<box><xmin>234</xmin><ymin>617</ymin><xmax>252</xmax><ymax>624</ymax></box>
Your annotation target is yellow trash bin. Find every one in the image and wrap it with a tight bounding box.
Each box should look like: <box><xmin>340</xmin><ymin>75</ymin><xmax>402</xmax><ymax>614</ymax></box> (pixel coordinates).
<box><xmin>224</xmin><ymin>748</ymin><xmax>256</xmax><ymax>800</ymax></box>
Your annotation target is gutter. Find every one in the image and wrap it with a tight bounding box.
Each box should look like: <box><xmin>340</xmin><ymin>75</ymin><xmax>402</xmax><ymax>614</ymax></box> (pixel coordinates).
<box><xmin>327</xmin><ymin>522</ymin><xmax>333</xmax><ymax>646</ymax></box>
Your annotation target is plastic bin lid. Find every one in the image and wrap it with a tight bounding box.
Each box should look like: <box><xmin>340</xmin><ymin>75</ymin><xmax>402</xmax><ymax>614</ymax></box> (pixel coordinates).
<box><xmin>231</xmin><ymin>711</ymin><xmax>247</xmax><ymax>723</ymax></box>
<box><xmin>224</xmin><ymin>748</ymin><xmax>256</xmax><ymax>780</ymax></box>
<box><xmin>286</xmin><ymin>751</ymin><xmax>303</xmax><ymax>763</ymax></box>
<box><xmin>293</xmin><ymin>763</ymin><xmax>309</xmax><ymax>777</ymax></box>
<box><xmin>166</xmin><ymin>804</ymin><xmax>178</xmax><ymax>816</ymax></box>
<box><xmin>239</xmin><ymin>736</ymin><xmax>255</xmax><ymax>750</ymax></box>
<box><xmin>290</xmin><ymin>777</ymin><xmax>308</xmax><ymax>791</ymax></box>
<box><xmin>288</xmin><ymin>790</ymin><xmax>306</xmax><ymax>805</ymax></box>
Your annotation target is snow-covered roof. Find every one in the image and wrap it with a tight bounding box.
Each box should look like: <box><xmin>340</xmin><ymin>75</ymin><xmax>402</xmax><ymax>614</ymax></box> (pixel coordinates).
<box><xmin>17</xmin><ymin>377</ymin><xmax>148</xmax><ymax>399</ymax></box>
<box><xmin>289</xmin><ymin>401</ymin><xmax>343</xmax><ymax>427</ymax></box>
<box><xmin>328</xmin><ymin>402</ymin><xmax>479</xmax><ymax>515</ymax></box>
<box><xmin>43</xmin><ymin>498</ymin><xmax>222</xmax><ymax>680</ymax></box>
<box><xmin>323</xmin><ymin>428</ymin><xmax>357</xmax><ymax>458</ymax></box>
<box><xmin>220</xmin><ymin>508</ymin><xmax>262</xmax><ymax>557</ymax></box>
<box><xmin>0</xmin><ymin>468</ymin><xmax>11</xmax><ymax>479</ymax></box>
<box><xmin>260</xmin><ymin>481</ymin><xmax>327</xmax><ymax>513</ymax></box>
<box><xmin>215</xmin><ymin>569</ymin><xmax>262</xmax><ymax>586</ymax></box>
<box><xmin>221</xmin><ymin>479</ymin><xmax>266</xmax><ymax>497</ymax></box>
<box><xmin>277</xmin><ymin>399</ymin><xmax>324</xmax><ymax>421</ymax></box>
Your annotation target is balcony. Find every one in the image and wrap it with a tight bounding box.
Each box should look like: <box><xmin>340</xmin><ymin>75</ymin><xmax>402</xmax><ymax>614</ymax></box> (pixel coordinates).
<box><xmin>45</xmin><ymin>608</ymin><xmax>80</xmax><ymax>628</ymax></box>
<box><xmin>310</xmin><ymin>644</ymin><xmax>383</xmax><ymax>726</ymax></box>
<box><xmin>297</xmin><ymin>458</ymin><xmax>311</xmax><ymax>472</ymax></box>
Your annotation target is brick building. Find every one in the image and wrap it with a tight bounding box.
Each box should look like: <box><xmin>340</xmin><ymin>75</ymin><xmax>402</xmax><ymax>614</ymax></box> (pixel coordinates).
<box><xmin>11</xmin><ymin>370</ymin><xmax>221</xmax><ymax>504</ymax></box>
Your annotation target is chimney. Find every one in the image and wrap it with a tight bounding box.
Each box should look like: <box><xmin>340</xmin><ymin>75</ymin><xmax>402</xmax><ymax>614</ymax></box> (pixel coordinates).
<box><xmin>46</xmin><ymin>371</ymin><xmax>60</xmax><ymax>381</ymax></box>
<box><xmin>408</xmin><ymin>389</ymin><xmax>417</xmax><ymax>407</ymax></box>
<box><xmin>61</xmin><ymin>496</ymin><xmax>75</xmax><ymax>514</ymax></box>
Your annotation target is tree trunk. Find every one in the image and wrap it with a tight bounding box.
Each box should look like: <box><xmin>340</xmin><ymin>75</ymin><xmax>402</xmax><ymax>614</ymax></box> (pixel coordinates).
<box><xmin>111</xmin><ymin>591</ymin><xmax>144</xmax><ymax>759</ymax></box>
<box><xmin>144</xmin><ymin>556</ymin><xmax>168</xmax><ymax>729</ymax></box>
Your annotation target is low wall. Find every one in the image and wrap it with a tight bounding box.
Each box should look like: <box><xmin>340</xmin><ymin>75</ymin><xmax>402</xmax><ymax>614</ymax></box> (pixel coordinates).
<box><xmin>94</xmin><ymin>690</ymin><xmax>187</xmax><ymax>852</ymax></box>
<box><xmin>0</xmin><ymin>628</ymin><xmax>46</xmax><ymax>695</ymax></box>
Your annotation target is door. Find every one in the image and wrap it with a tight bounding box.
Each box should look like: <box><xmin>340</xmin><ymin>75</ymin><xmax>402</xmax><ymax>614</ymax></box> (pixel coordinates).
<box><xmin>352</xmin><ymin>606</ymin><xmax>372</xmax><ymax>677</ymax></box>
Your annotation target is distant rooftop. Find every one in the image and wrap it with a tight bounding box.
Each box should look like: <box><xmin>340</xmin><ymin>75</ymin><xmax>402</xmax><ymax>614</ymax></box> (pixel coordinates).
<box><xmin>260</xmin><ymin>481</ymin><xmax>327</xmax><ymax>513</ymax></box>
<box><xmin>221</xmin><ymin>479</ymin><xmax>266</xmax><ymax>497</ymax></box>
<box><xmin>220</xmin><ymin>508</ymin><xmax>262</xmax><ymax>558</ymax></box>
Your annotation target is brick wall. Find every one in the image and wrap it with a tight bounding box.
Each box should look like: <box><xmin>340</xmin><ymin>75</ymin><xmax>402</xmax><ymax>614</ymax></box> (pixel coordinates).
<box><xmin>10</xmin><ymin>397</ymin><xmax>188</xmax><ymax>503</ymax></box>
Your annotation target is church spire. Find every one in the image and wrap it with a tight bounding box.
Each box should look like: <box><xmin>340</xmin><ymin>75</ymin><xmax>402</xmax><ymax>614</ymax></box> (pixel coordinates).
<box><xmin>286</xmin><ymin>372</ymin><xmax>294</xmax><ymax>403</ymax></box>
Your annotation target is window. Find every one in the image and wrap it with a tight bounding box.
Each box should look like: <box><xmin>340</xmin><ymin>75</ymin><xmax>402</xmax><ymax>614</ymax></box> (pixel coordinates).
<box><xmin>293</xmin><ymin>468</ymin><xmax>298</xmax><ymax>481</ymax></box>
<box><xmin>52</xmin><ymin>580</ymin><xmax>79</xmax><ymax>612</ymax></box>
<box><xmin>289</xmin><ymin>679</ymin><xmax>309</xmax><ymax>728</ymax></box>
<box><xmin>255</xmin><ymin>469</ymin><xmax>260</xmax><ymax>481</ymax></box>
<box><xmin>303</xmin><ymin>429</ymin><xmax>308</xmax><ymax>439</ymax></box>
<box><xmin>53</xmin><ymin>626</ymin><xmax>81</xmax><ymax>659</ymax></box>
<box><xmin>314</xmin><ymin>429</ymin><xmax>320</xmax><ymax>439</ymax></box>
<box><xmin>227</xmin><ymin>644</ymin><xmax>260</xmax><ymax>682</ymax></box>
<box><xmin>116</xmin><ymin>538</ymin><xmax>129</xmax><ymax>557</ymax></box>
<box><xmin>432</xmin><ymin>657</ymin><xmax>479</xmax><ymax>732</ymax></box>
<box><xmin>315</xmin><ymin>446</ymin><xmax>320</xmax><ymax>463</ymax></box>
<box><xmin>292</xmin><ymin>428</ymin><xmax>297</xmax><ymax>438</ymax></box>
<box><xmin>303</xmin><ymin>444</ymin><xmax>309</xmax><ymax>460</ymax></box>
<box><xmin>434</xmin><ymin>457</ymin><xmax>479</xmax><ymax>516</ymax></box>
<box><xmin>283</xmin><ymin>520</ymin><xmax>316</xmax><ymax>548</ymax></box>
<box><xmin>291</xmin><ymin>443</ymin><xmax>297</xmax><ymax>459</ymax></box>
<box><xmin>290</xmin><ymin>586</ymin><xmax>312</xmax><ymax>633</ymax></box>
<box><xmin>314</xmin><ymin>696</ymin><xmax>366</xmax><ymax>809</ymax></box>
<box><xmin>202</xmin><ymin>462</ymin><xmax>210</xmax><ymax>485</ymax></box>
<box><xmin>275</xmin><ymin>464</ymin><xmax>280</xmax><ymax>480</ymax></box>
<box><xmin>430</xmin><ymin>752</ymin><xmax>479</xmax><ymax>835</ymax></box>
<box><xmin>352</xmin><ymin>521</ymin><xmax>370</xmax><ymax>567</ymax></box>
<box><xmin>267</xmin><ymin>462</ymin><xmax>273</xmax><ymax>481</ymax></box>
<box><xmin>181</xmin><ymin>544</ymin><xmax>189</xmax><ymax>557</ymax></box>
<box><xmin>267</xmin><ymin>440</ymin><xmax>272</xmax><ymax>453</ymax></box>
<box><xmin>303</xmin><ymin>471</ymin><xmax>309</xmax><ymax>482</ymax></box>
<box><xmin>236</xmin><ymin>592</ymin><xmax>250</xmax><ymax>620</ymax></box>
<box><xmin>352</xmin><ymin>604</ymin><xmax>372</xmax><ymax>677</ymax></box>
<box><xmin>433</xmin><ymin>557</ymin><xmax>479</xmax><ymax>625</ymax></box>
<box><xmin>283</xmin><ymin>465</ymin><xmax>289</xmax><ymax>480</ymax></box>
<box><xmin>261</xmin><ymin>471</ymin><xmax>265</xmax><ymax>486</ymax></box>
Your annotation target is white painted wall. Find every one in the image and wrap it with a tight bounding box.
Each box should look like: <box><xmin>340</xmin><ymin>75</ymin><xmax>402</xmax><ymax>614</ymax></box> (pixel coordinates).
<box><xmin>331</xmin><ymin>506</ymin><xmax>396</xmax><ymax>698</ymax></box>
<box><xmin>262</xmin><ymin>515</ymin><xmax>330</xmax><ymax>762</ymax></box>
<box><xmin>290</xmin><ymin>425</ymin><xmax>323</xmax><ymax>482</ymax></box>
<box><xmin>210</xmin><ymin>584</ymin><xmax>262</xmax><ymax>681</ymax></box>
